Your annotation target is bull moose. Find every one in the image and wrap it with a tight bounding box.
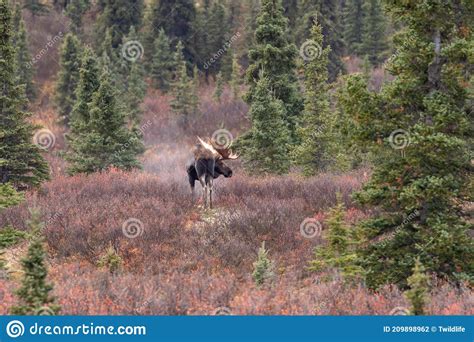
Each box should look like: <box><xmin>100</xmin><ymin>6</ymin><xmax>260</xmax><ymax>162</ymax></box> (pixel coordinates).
<box><xmin>186</xmin><ymin>137</ymin><xmax>238</xmax><ymax>209</ymax></box>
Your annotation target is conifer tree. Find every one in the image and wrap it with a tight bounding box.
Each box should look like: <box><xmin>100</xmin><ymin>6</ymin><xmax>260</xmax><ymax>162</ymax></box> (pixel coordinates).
<box><xmin>340</xmin><ymin>0</ymin><xmax>474</xmax><ymax>288</ymax></box>
<box><xmin>69</xmin><ymin>48</ymin><xmax>100</xmax><ymax>132</ymax></box>
<box><xmin>206</xmin><ymin>0</ymin><xmax>229</xmax><ymax>76</ymax></box>
<box><xmin>146</xmin><ymin>0</ymin><xmax>195</xmax><ymax>63</ymax></box>
<box><xmin>213</xmin><ymin>72</ymin><xmax>224</xmax><ymax>103</ymax></box>
<box><xmin>0</xmin><ymin>183</ymin><xmax>23</xmax><ymax>210</ymax></box>
<box><xmin>96</xmin><ymin>0</ymin><xmax>143</xmax><ymax>49</ymax></box>
<box><xmin>191</xmin><ymin>65</ymin><xmax>200</xmax><ymax>114</ymax></box>
<box><xmin>65</xmin><ymin>0</ymin><xmax>89</xmax><ymax>34</ymax></box>
<box><xmin>405</xmin><ymin>258</ymin><xmax>430</xmax><ymax>316</ymax></box>
<box><xmin>170</xmin><ymin>41</ymin><xmax>196</xmax><ymax>126</ymax></box>
<box><xmin>360</xmin><ymin>0</ymin><xmax>388</xmax><ymax>66</ymax></box>
<box><xmin>10</xmin><ymin>210</ymin><xmax>60</xmax><ymax>315</ymax></box>
<box><xmin>54</xmin><ymin>33</ymin><xmax>81</xmax><ymax>125</ymax></box>
<box><xmin>245</xmin><ymin>0</ymin><xmax>303</xmax><ymax>141</ymax></box>
<box><xmin>343</xmin><ymin>0</ymin><xmax>365</xmax><ymax>55</ymax></box>
<box><xmin>150</xmin><ymin>28</ymin><xmax>174</xmax><ymax>92</ymax></box>
<box><xmin>296</xmin><ymin>2</ymin><xmax>346</xmax><ymax>82</ymax></box>
<box><xmin>230</xmin><ymin>54</ymin><xmax>241</xmax><ymax>99</ymax></box>
<box><xmin>67</xmin><ymin>69</ymin><xmax>144</xmax><ymax>174</ymax></box>
<box><xmin>13</xmin><ymin>4</ymin><xmax>35</xmax><ymax>101</ymax></box>
<box><xmin>124</xmin><ymin>61</ymin><xmax>147</xmax><ymax>124</ymax></box>
<box><xmin>252</xmin><ymin>241</ymin><xmax>274</xmax><ymax>286</ymax></box>
<box><xmin>293</xmin><ymin>19</ymin><xmax>332</xmax><ymax>175</ymax></box>
<box><xmin>0</xmin><ymin>0</ymin><xmax>48</xmax><ymax>187</ymax></box>
<box><xmin>309</xmin><ymin>194</ymin><xmax>363</xmax><ymax>281</ymax></box>
<box><xmin>239</xmin><ymin>75</ymin><xmax>291</xmax><ymax>174</ymax></box>
<box><xmin>23</xmin><ymin>0</ymin><xmax>49</xmax><ymax>16</ymax></box>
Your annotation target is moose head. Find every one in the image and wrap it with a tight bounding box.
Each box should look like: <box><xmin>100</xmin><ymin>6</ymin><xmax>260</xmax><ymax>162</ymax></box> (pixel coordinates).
<box><xmin>186</xmin><ymin>136</ymin><xmax>239</xmax><ymax>209</ymax></box>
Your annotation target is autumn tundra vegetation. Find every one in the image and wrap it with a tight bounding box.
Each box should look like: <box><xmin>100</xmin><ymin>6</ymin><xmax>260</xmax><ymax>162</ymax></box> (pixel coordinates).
<box><xmin>0</xmin><ymin>0</ymin><xmax>473</xmax><ymax>316</ymax></box>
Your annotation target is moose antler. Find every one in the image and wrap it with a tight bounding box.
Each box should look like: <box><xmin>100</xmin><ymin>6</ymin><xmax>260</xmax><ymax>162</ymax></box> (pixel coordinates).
<box><xmin>210</xmin><ymin>140</ymin><xmax>239</xmax><ymax>160</ymax></box>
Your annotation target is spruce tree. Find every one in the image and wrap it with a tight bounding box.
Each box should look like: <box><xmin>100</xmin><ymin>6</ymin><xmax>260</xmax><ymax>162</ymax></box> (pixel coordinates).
<box><xmin>10</xmin><ymin>209</ymin><xmax>60</xmax><ymax>315</ymax></box>
<box><xmin>360</xmin><ymin>0</ymin><xmax>388</xmax><ymax>66</ymax></box>
<box><xmin>230</xmin><ymin>54</ymin><xmax>241</xmax><ymax>99</ymax></box>
<box><xmin>23</xmin><ymin>0</ymin><xmax>49</xmax><ymax>16</ymax></box>
<box><xmin>69</xmin><ymin>47</ymin><xmax>100</xmax><ymax>132</ymax></box>
<box><xmin>65</xmin><ymin>0</ymin><xmax>89</xmax><ymax>34</ymax></box>
<box><xmin>146</xmin><ymin>0</ymin><xmax>196</xmax><ymax>63</ymax></box>
<box><xmin>340</xmin><ymin>0</ymin><xmax>474</xmax><ymax>288</ymax></box>
<box><xmin>96</xmin><ymin>0</ymin><xmax>143</xmax><ymax>49</ymax></box>
<box><xmin>206</xmin><ymin>0</ymin><xmax>229</xmax><ymax>76</ymax></box>
<box><xmin>213</xmin><ymin>72</ymin><xmax>224</xmax><ymax>103</ymax></box>
<box><xmin>293</xmin><ymin>18</ymin><xmax>332</xmax><ymax>175</ymax></box>
<box><xmin>150</xmin><ymin>28</ymin><xmax>174</xmax><ymax>92</ymax></box>
<box><xmin>13</xmin><ymin>4</ymin><xmax>35</xmax><ymax>101</ymax></box>
<box><xmin>170</xmin><ymin>41</ymin><xmax>196</xmax><ymax>126</ymax></box>
<box><xmin>67</xmin><ymin>69</ymin><xmax>144</xmax><ymax>174</ymax></box>
<box><xmin>252</xmin><ymin>241</ymin><xmax>274</xmax><ymax>286</ymax></box>
<box><xmin>343</xmin><ymin>0</ymin><xmax>365</xmax><ymax>55</ymax></box>
<box><xmin>405</xmin><ymin>258</ymin><xmax>430</xmax><ymax>316</ymax></box>
<box><xmin>245</xmin><ymin>0</ymin><xmax>303</xmax><ymax>141</ymax></box>
<box><xmin>125</xmin><ymin>61</ymin><xmax>147</xmax><ymax>124</ymax></box>
<box><xmin>0</xmin><ymin>183</ymin><xmax>23</xmax><ymax>210</ymax></box>
<box><xmin>0</xmin><ymin>0</ymin><xmax>48</xmax><ymax>187</ymax></box>
<box><xmin>309</xmin><ymin>194</ymin><xmax>363</xmax><ymax>281</ymax></box>
<box><xmin>239</xmin><ymin>75</ymin><xmax>291</xmax><ymax>174</ymax></box>
<box><xmin>54</xmin><ymin>33</ymin><xmax>81</xmax><ymax>125</ymax></box>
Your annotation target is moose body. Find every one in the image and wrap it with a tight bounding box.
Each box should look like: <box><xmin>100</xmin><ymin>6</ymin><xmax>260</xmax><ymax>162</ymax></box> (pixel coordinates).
<box><xmin>187</xmin><ymin>137</ymin><xmax>238</xmax><ymax>209</ymax></box>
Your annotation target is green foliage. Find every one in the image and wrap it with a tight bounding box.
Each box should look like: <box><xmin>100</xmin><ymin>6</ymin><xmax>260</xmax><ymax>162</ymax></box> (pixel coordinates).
<box><xmin>69</xmin><ymin>47</ymin><xmax>100</xmax><ymax>132</ymax></box>
<box><xmin>120</xmin><ymin>26</ymin><xmax>147</xmax><ymax>124</ymax></box>
<box><xmin>309</xmin><ymin>194</ymin><xmax>364</xmax><ymax>282</ymax></box>
<box><xmin>252</xmin><ymin>241</ymin><xmax>274</xmax><ymax>286</ymax></box>
<box><xmin>360</xmin><ymin>0</ymin><xmax>388</xmax><ymax>66</ymax></box>
<box><xmin>0</xmin><ymin>183</ymin><xmax>23</xmax><ymax>210</ymax></box>
<box><xmin>12</xmin><ymin>4</ymin><xmax>35</xmax><ymax>101</ymax></box>
<box><xmin>146</xmin><ymin>0</ymin><xmax>195</xmax><ymax>63</ymax></box>
<box><xmin>245</xmin><ymin>0</ymin><xmax>303</xmax><ymax>141</ymax></box>
<box><xmin>296</xmin><ymin>2</ymin><xmax>346</xmax><ymax>82</ymax></box>
<box><xmin>65</xmin><ymin>0</ymin><xmax>89</xmax><ymax>34</ymax></box>
<box><xmin>10</xmin><ymin>209</ymin><xmax>60</xmax><ymax>315</ymax></box>
<box><xmin>238</xmin><ymin>76</ymin><xmax>291</xmax><ymax>174</ymax></box>
<box><xmin>171</xmin><ymin>41</ymin><xmax>198</xmax><ymax>126</ymax></box>
<box><xmin>98</xmin><ymin>244</ymin><xmax>123</xmax><ymax>274</ymax></box>
<box><xmin>293</xmin><ymin>19</ymin><xmax>332</xmax><ymax>175</ymax></box>
<box><xmin>340</xmin><ymin>0</ymin><xmax>474</xmax><ymax>288</ymax></box>
<box><xmin>0</xmin><ymin>226</ymin><xmax>27</xmax><ymax>249</ymax></box>
<box><xmin>213</xmin><ymin>72</ymin><xmax>224</xmax><ymax>103</ymax></box>
<box><xmin>55</xmin><ymin>33</ymin><xmax>81</xmax><ymax>125</ymax></box>
<box><xmin>230</xmin><ymin>54</ymin><xmax>241</xmax><ymax>99</ymax></box>
<box><xmin>343</xmin><ymin>0</ymin><xmax>365</xmax><ymax>55</ymax></box>
<box><xmin>0</xmin><ymin>0</ymin><xmax>49</xmax><ymax>188</ymax></box>
<box><xmin>95</xmin><ymin>0</ymin><xmax>143</xmax><ymax>49</ymax></box>
<box><xmin>150</xmin><ymin>28</ymin><xmax>174</xmax><ymax>92</ymax></box>
<box><xmin>67</xmin><ymin>69</ymin><xmax>144</xmax><ymax>174</ymax></box>
<box><xmin>405</xmin><ymin>258</ymin><xmax>430</xmax><ymax>315</ymax></box>
<box><xmin>22</xmin><ymin>0</ymin><xmax>49</xmax><ymax>16</ymax></box>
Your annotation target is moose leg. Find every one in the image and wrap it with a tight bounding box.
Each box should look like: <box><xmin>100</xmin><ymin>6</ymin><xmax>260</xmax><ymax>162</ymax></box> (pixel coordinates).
<box><xmin>208</xmin><ymin>178</ymin><xmax>213</xmax><ymax>209</ymax></box>
<box><xmin>199</xmin><ymin>176</ymin><xmax>207</xmax><ymax>208</ymax></box>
